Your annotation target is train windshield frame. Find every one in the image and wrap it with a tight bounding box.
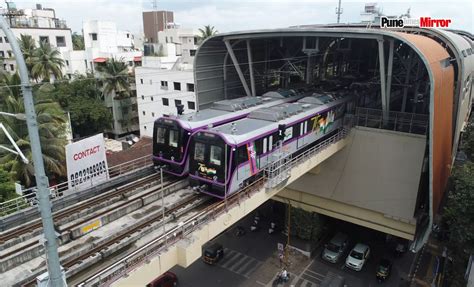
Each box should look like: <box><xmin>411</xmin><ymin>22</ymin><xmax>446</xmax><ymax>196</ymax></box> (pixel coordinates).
<box><xmin>156</xmin><ymin>127</ymin><xmax>166</xmax><ymax>144</ymax></box>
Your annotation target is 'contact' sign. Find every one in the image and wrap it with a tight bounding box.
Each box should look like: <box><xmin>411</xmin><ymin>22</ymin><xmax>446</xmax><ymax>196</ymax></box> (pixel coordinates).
<box><xmin>65</xmin><ymin>134</ymin><xmax>109</xmax><ymax>193</ymax></box>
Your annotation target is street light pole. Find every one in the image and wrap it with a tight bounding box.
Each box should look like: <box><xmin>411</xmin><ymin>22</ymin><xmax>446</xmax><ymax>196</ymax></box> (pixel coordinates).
<box><xmin>0</xmin><ymin>16</ymin><xmax>64</xmax><ymax>286</ymax></box>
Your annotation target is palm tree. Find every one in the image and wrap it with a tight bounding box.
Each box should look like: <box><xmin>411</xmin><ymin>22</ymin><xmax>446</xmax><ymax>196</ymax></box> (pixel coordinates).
<box><xmin>31</xmin><ymin>41</ymin><xmax>65</xmax><ymax>82</ymax></box>
<box><xmin>96</xmin><ymin>58</ymin><xmax>131</xmax><ymax>99</ymax></box>
<box><xmin>18</xmin><ymin>34</ymin><xmax>37</xmax><ymax>74</ymax></box>
<box><xmin>198</xmin><ymin>25</ymin><xmax>218</xmax><ymax>43</ymax></box>
<box><xmin>0</xmin><ymin>73</ymin><xmax>68</xmax><ymax>186</ymax></box>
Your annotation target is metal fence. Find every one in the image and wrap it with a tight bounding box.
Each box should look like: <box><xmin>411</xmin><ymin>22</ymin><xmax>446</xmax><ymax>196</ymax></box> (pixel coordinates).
<box><xmin>354</xmin><ymin>107</ymin><xmax>429</xmax><ymax>135</ymax></box>
<box><xmin>81</xmin><ymin>128</ymin><xmax>352</xmax><ymax>287</ymax></box>
<box><xmin>0</xmin><ymin>155</ymin><xmax>153</xmax><ymax>216</ymax></box>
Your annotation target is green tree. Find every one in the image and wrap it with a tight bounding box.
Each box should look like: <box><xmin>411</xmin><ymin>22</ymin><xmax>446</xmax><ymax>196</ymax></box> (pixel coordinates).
<box><xmin>18</xmin><ymin>34</ymin><xmax>36</xmax><ymax>73</ymax></box>
<box><xmin>198</xmin><ymin>25</ymin><xmax>218</xmax><ymax>43</ymax></box>
<box><xmin>32</xmin><ymin>41</ymin><xmax>65</xmax><ymax>82</ymax></box>
<box><xmin>0</xmin><ymin>166</ymin><xmax>16</xmax><ymax>203</ymax></box>
<box><xmin>72</xmin><ymin>32</ymin><xmax>85</xmax><ymax>50</ymax></box>
<box><xmin>51</xmin><ymin>74</ymin><xmax>112</xmax><ymax>137</ymax></box>
<box><xmin>0</xmin><ymin>73</ymin><xmax>68</xmax><ymax>187</ymax></box>
<box><xmin>96</xmin><ymin>58</ymin><xmax>131</xmax><ymax>99</ymax></box>
<box><xmin>462</xmin><ymin>120</ymin><xmax>474</xmax><ymax>160</ymax></box>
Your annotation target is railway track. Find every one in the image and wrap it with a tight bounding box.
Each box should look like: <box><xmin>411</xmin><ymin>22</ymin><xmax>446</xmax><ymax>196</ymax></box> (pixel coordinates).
<box><xmin>1</xmin><ymin>177</ymin><xmax>181</xmax><ymax>264</ymax></box>
<box><xmin>0</xmin><ymin>172</ymin><xmax>167</xmax><ymax>246</ymax></box>
<box><xmin>21</xmin><ymin>190</ymin><xmax>207</xmax><ymax>287</ymax></box>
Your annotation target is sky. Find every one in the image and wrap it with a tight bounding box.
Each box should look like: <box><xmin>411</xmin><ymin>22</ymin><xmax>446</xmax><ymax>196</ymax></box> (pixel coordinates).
<box><xmin>12</xmin><ymin>0</ymin><xmax>474</xmax><ymax>34</ymax></box>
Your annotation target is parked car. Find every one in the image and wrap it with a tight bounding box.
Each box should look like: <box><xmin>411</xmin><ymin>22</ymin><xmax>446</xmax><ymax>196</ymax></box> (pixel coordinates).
<box><xmin>202</xmin><ymin>242</ymin><xmax>224</xmax><ymax>265</ymax></box>
<box><xmin>146</xmin><ymin>271</ymin><xmax>178</xmax><ymax>287</ymax></box>
<box><xmin>322</xmin><ymin>232</ymin><xmax>349</xmax><ymax>263</ymax></box>
<box><xmin>376</xmin><ymin>259</ymin><xmax>392</xmax><ymax>282</ymax></box>
<box><xmin>345</xmin><ymin>243</ymin><xmax>370</xmax><ymax>271</ymax></box>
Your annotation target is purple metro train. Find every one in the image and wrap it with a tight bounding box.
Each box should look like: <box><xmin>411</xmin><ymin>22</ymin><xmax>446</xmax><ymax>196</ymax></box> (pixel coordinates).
<box><xmin>152</xmin><ymin>88</ymin><xmax>308</xmax><ymax>176</ymax></box>
<box><xmin>189</xmin><ymin>91</ymin><xmax>355</xmax><ymax>198</ymax></box>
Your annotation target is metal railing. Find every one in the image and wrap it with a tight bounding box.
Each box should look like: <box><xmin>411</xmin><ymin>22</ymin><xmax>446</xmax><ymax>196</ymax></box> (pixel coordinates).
<box><xmin>265</xmin><ymin>128</ymin><xmax>350</xmax><ymax>188</ymax></box>
<box><xmin>353</xmin><ymin>107</ymin><xmax>429</xmax><ymax>135</ymax></box>
<box><xmin>81</xmin><ymin>128</ymin><xmax>352</xmax><ymax>286</ymax></box>
<box><xmin>0</xmin><ymin>155</ymin><xmax>153</xmax><ymax>216</ymax></box>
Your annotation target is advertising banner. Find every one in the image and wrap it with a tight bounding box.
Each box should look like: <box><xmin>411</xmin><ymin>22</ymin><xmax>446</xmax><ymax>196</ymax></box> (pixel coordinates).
<box><xmin>65</xmin><ymin>134</ymin><xmax>109</xmax><ymax>192</ymax></box>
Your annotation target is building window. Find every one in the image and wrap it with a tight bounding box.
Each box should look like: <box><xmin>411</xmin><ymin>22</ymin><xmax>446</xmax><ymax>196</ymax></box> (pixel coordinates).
<box><xmin>3</xmin><ymin>64</ymin><xmax>6</xmax><ymax>70</ymax></box>
<box><xmin>152</xmin><ymin>112</ymin><xmax>155</xmax><ymax>117</ymax></box>
<box><xmin>190</xmin><ymin>49</ymin><xmax>196</xmax><ymax>56</ymax></box>
<box><xmin>126</xmin><ymin>33</ymin><xmax>130</xmax><ymax>38</ymax></box>
<box><xmin>56</xmin><ymin>36</ymin><xmax>66</xmax><ymax>47</ymax></box>
<box><xmin>128</xmin><ymin>61</ymin><xmax>133</xmax><ymax>67</ymax></box>
<box><xmin>39</xmin><ymin>36</ymin><xmax>49</xmax><ymax>44</ymax></box>
<box><xmin>162</xmin><ymin>98</ymin><xmax>169</xmax><ymax>106</ymax></box>
<box><xmin>151</xmin><ymin>96</ymin><xmax>154</xmax><ymax>101</ymax></box>
<box><xmin>160</xmin><ymin>81</ymin><xmax>168</xmax><ymax>90</ymax></box>
<box><xmin>188</xmin><ymin>101</ymin><xmax>195</xmax><ymax>110</ymax></box>
<box><xmin>0</xmin><ymin>51</ymin><xmax>4</xmax><ymax>58</ymax></box>
<box><xmin>141</xmin><ymin>95</ymin><xmax>144</xmax><ymax>100</ymax></box>
<box><xmin>9</xmin><ymin>64</ymin><xmax>14</xmax><ymax>71</ymax></box>
<box><xmin>84</xmin><ymin>60</ymin><xmax>88</xmax><ymax>69</ymax></box>
<box><xmin>143</xmin><ymin>111</ymin><xmax>146</xmax><ymax>116</ymax></box>
<box><xmin>187</xmin><ymin>83</ymin><xmax>194</xmax><ymax>92</ymax></box>
<box><xmin>194</xmin><ymin>37</ymin><xmax>198</xmax><ymax>45</ymax></box>
<box><xmin>140</xmin><ymin>79</ymin><xmax>143</xmax><ymax>84</ymax></box>
<box><xmin>165</xmin><ymin>36</ymin><xmax>168</xmax><ymax>43</ymax></box>
<box><xmin>175</xmin><ymin>99</ymin><xmax>182</xmax><ymax>106</ymax></box>
<box><xmin>7</xmin><ymin>51</ymin><xmax>12</xmax><ymax>58</ymax></box>
<box><xmin>91</xmin><ymin>33</ymin><xmax>97</xmax><ymax>41</ymax></box>
<box><xmin>4</xmin><ymin>37</ymin><xmax>8</xmax><ymax>43</ymax></box>
<box><xmin>173</xmin><ymin>82</ymin><xmax>181</xmax><ymax>91</ymax></box>
<box><xmin>65</xmin><ymin>60</ymin><xmax>69</xmax><ymax>66</ymax></box>
<box><xmin>0</xmin><ymin>37</ymin><xmax>2</xmax><ymax>43</ymax></box>
<box><xmin>144</xmin><ymin>125</ymin><xmax>147</xmax><ymax>130</ymax></box>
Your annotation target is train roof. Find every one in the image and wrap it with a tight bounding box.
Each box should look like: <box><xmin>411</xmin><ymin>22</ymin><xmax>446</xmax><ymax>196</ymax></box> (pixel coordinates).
<box><xmin>205</xmin><ymin>93</ymin><xmax>351</xmax><ymax>145</ymax></box>
<box><xmin>155</xmin><ymin>89</ymin><xmax>306</xmax><ymax>131</ymax></box>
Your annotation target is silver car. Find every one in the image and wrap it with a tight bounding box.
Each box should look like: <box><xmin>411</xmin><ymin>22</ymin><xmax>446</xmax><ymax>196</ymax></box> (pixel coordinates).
<box><xmin>322</xmin><ymin>232</ymin><xmax>349</xmax><ymax>263</ymax></box>
<box><xmin>345</xmin><ymin>243</ymin><xmax>370</xmax><ymax>271</ymax></box>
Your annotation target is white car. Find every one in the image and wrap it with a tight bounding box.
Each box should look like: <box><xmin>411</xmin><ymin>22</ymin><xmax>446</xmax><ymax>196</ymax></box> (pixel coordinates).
<box><xmin>345</xmin><ymin>243</ymin><xmax>370</xmax><ymax>271</ymax></box>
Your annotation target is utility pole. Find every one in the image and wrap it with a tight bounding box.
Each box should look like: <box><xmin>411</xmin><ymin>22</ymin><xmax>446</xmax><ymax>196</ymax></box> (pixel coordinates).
<box><xmin>0</xmin><ymin>16</ymin><xmax>64</xmax><ymax>286</ymax></box>
<box><xmin>335</xmin><ymin>0</ymin><xmax>343</xmax><ymax>24</ymax></box>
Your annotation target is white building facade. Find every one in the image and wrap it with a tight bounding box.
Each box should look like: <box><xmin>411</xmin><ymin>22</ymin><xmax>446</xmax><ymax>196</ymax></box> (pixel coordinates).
<box><xmin>135</xmin><ymin>62</ymin><xmax>196</xmax><ymax>138</ymax></box>
<box><xmin>0</xmin><ymin>4</ymin><xmax>73</xmax><ymax>74</ymax></box>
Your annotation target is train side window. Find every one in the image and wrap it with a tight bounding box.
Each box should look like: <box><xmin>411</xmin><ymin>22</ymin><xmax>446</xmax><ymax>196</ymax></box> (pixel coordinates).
<box><xmin>263</xmin><ymin>138</ymin><xmax>267</xmax><ymax>154</ymax></box>
<box><xmin>304</xmin><ymin>121</ymin><xmax>308</xmax><ymax>134</ymax></box>
<box><xmin>210</xmin><ymin>145</ymin><xmax>222</xmax><ymax>165</ymax></box>
<box><xmin>269</xmin><ymin>136</ymin><xmax>273</xmax><ymax>151</ymax></box>
<box><xmin>300</xmin><ymin>123</ymin><xmax>304</xmax><ymax>135</ymax></box>
<box><xmin>169</xmin><ymin>130</ymin><xmax>178</xmax><ymax>147</ymax></box>
<box><xmin>195</xmin><ymin>143</ymin><xmax>205</xmax><ymax>161</ymax></box>
<box><xmin>284</xmin><ymin>127</ymin><xmax>293</xmax><ymax>141</ymax></box>
<box><xmin>237</xmin><ymin>146</ymin><xmax>248</xmax><ymax>165</ymax></box>
<box><xmin>156</xmin><ymin>127</ymin><xmax>166</xmax><ymax>144</ymax></box>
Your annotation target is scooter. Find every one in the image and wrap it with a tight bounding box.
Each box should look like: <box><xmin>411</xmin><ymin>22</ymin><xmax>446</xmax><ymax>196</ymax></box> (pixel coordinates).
<box><xmin>269</xmin><ymin>222</ymin><xmax>276</xmax><ymax>234</ymax></box>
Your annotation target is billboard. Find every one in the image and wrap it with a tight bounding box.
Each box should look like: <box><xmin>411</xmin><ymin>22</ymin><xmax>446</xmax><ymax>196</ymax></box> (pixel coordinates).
<box><xmin>65</xmin><ymin>134</ymin><xmax>109</xmax><ymax>192</ymax></box>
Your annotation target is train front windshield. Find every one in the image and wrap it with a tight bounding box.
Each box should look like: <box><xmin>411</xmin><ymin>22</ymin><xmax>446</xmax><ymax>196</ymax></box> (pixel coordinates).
<box><xmin>153</xmin><ymin>119</ymin><xmax>187</xmax><ymax>162</ymax></box>
<box><xmin>190</xmin><ymin>133</ymin><xmax>229</xmax><ymax>184</ymax></box>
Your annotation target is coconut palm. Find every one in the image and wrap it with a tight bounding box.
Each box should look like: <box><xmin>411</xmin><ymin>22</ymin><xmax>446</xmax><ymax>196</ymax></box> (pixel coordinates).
<box><xmin>96</xmin><ymin>57</ymin><xmax>131</xmax><ymax>99</ymax></box>
<box><xmin>0</xmin><ymin>73</ymin><xmax>68</xmax><ymax>186</ymax></box>
<box><xmin>18</xmin><ymin>34</ymin><xmax>36</xmax><ymax>74</ymax></box>
<box><xmin>31</xmin><ymin>40</ymin><xmax>65</xmax><ymax>82</ymax></box>
<box><xmin>198</xmin><ymin>25</ymin><xmax>218</xmax><ymax>43</ymax></box>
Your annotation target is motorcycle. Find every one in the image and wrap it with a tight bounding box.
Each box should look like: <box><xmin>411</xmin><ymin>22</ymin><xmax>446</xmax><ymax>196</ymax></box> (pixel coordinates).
<box><xmin>273</xmin><ymin>270</ymin><xmax>290</xmax><ymax>285</ymax></box>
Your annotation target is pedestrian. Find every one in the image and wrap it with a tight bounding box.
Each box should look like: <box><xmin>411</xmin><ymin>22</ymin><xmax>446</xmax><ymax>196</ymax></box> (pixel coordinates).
<box><xmin>279</xmin><ymin>252</ymin><xmax>284</xmax><ymax>267</ymax></box>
